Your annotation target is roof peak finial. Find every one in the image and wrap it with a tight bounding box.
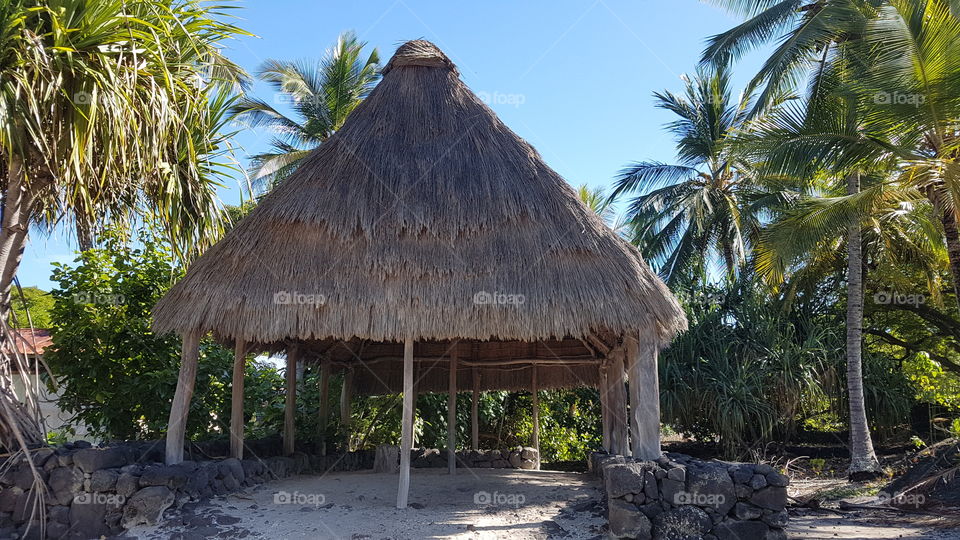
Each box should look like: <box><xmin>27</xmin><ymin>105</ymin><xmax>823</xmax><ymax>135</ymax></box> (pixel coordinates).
<box><xmin>383</xmin><ymin>40</ymin><xmax>458</xmax><ymax>75</ymax></box>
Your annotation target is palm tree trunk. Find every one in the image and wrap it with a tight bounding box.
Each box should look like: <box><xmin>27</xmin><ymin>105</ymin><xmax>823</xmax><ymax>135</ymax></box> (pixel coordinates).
<box><xmin>845</xmin><ymin>172</ymin><xmax>881</xmax><ymax>480</ymax></box>
<box><xmin>931</xmin><ymin>189</ymin><xmax>960</xmax><ymax>315</ymax></box>
<box><xmin>0</xmin><ymin>154</ymin><xmax>46</xmax><ymax>451</ymax></box>
<box><xmin>75</xmin><ymin>220</ymin><xmax>95</xmax><ymax>252</ymax></box>
<box><xmin>0</xmin><ymin>155</ymin><xmax>35</xmax><ymax>321</ymax></box>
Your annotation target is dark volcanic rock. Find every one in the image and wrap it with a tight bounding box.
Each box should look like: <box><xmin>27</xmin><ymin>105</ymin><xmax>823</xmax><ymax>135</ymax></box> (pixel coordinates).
<box><xmin>89</xmin><ymin>469</ymin><xmax>119</xmax><ymax>492</ymax></box>
<box><xmin>47</xmin><ymin>467</ymin><xmax>84</xmax><ymax>506</ymax></box>
<box><xmin>652</xmin><ymin>505</ymin><xmax>712</xmax><ymax>540</ymax></box>
<box><xmin>139</xmin><ymin>465</ymin><xmax>189</xmax><ymax>489</ymax></box>
<box><xmin>714</xmin><ymin>519</ymin><xmax>772</xmax><ymax>540</ymax></box>
<box><xmin>751</xmin><ymin>486</ymin><xmax>787</xmax><ymax>511</ymax></box>
<box><xmin>604</xmin><ymin>463</ymin><xmax>647</xmax><ymax>499</ymax></box>
<box><xmin>72</xmin><ymin>448</ymin><xmax>129</xmax><ymax>473</ymax></box>
<box><xmin>122</xmin><ymin>486</ymin><xmax>175</xmax><ymax>528</ymax></box>
<box><xmin>608</xmin><ymin>498</ymin><xmax>652</xmax><ymax>539</ymax></box>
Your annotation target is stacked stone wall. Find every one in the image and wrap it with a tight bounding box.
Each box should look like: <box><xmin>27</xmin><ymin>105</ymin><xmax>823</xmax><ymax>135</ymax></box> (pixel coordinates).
<box><xmin>590</xmin><ymin>452</ymin><xmax>789</xmax><ymax>540</ymax></box>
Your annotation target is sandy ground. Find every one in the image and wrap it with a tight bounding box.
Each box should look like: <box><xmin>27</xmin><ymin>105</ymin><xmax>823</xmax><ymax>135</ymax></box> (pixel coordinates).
<box><xmin>785</xmin><ymin>478</ymin><xmax>960</xmax><ymax>539</ymax></box>
<box><xmin>787</xmin><ymin>510</ymin><xmax>960</xmax><ymax>539</ymax></box>
<box><xmin>129</xmin><ymin>469</ymin><xmax>607</xmax><ymax>540</ymax></box>
<box><xmin>127</xmin><ymin>469</ymin><xmax>960</xmax><ymax>540</ymax></box>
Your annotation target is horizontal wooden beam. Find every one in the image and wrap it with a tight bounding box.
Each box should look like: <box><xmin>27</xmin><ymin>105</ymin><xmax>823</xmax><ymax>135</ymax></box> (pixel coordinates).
<box><xmin>327</xmin><ymin>356</ymin><xmax>600</xmax><ymax>367</ymax></box>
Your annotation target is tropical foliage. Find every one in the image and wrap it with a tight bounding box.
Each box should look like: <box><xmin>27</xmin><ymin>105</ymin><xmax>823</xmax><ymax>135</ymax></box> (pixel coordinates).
<box><xmin>44</xmin><ymin>227</ymin><xmax>280</xmax><ymax>440</ymax></box>
<box><xmin>10</xmin><ymin>287</ymin><xmax>54</xmax><ymax>329</ymax></box>
<box><xmin>0</xmin><ymin>0</ymin><xmax>250</xmax><ymax>303</ymax></box>
<box><xmin>610</xmin><ymin>65</ymin><xmax>772</xmax><ymax>285</ymax></box>
<box><xmin>13</xmin><ymin>1</ymin><xmax>960</xmax><ymax>473</ymax></box>
<box><xmin>232</xmin><ymin>31</ymin><xmax>380</xmax><ymax>191</ymax></box>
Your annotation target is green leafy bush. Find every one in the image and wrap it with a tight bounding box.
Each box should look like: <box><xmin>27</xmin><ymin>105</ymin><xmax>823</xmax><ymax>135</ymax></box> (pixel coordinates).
<box><xmin>45</xmin><ymin>227</ymin><xmax>282</xmax><ymax>441</ymax></box>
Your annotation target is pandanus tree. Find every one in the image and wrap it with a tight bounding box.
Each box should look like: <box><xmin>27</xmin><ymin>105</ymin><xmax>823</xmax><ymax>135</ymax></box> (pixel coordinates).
<box><xmin>231</xmin><ymin>31</ymin><xmax>380</xmax><ymax>192</ymax></box>
<box><xmin>608</xmin><ymin>65</ymin><xmax>772</xmax><ymax>286</ymax></box>
<box><xmin>0</xmin><ymin>0</ymin><xmax>248</xmax><ymax>451</ymax></box>
<box><xmin>0</xmin><ymin>0</ymin><xmax>249</xmax><ymax>311</ymax></box>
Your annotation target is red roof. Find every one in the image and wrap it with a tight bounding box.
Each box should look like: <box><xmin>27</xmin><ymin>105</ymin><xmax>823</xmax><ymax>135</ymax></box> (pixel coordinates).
<box><xmin>7</xmin><ymin>329</ymin><xmax>52</xmax><ymax>356</ymax></box>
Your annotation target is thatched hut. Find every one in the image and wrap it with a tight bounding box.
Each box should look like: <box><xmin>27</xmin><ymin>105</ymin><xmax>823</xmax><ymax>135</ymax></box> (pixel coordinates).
<box><xmin>153</xmin><ymin>40</ymin><xmax>686</xmax><ymax>508</ymax></box>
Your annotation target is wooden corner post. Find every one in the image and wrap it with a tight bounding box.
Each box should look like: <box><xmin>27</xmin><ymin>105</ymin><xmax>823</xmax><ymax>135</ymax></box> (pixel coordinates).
<box><xmin>531</xmin><ymin>366</ymin><xmax>540</xmax><ymax>454</ymax></box>
<box><xmin>166</xmin><ymin>331</ymin><xmax>201</xmax><ymax>465</ymax></box>
<box><xmin>340</xmin><ymin>367</ymin><xmax>354</xmax><ymax>450</ymax></box>
<box><xmin>471</xmin><ymin>367</ymin><xmax>480</xmax><ymax>451</ymax></box>
<box><xmin>599</xmin><ymin>360</ymin><xmax>611</xmax><ymax>452</ymax></box>
<box><xmin>609</xmin><ymin>347</ymin><xmax>630</xmax><ymax>456</ymax></box>
<box><xmin>627</xmin><ymin>329</ymin><xmax>661</xmax><ymax>460</ymax></box>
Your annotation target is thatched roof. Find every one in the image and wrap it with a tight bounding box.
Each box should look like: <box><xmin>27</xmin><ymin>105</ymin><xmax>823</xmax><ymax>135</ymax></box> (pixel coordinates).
<box><xmin>153</xmin><ymin>40</ymin><xmax>686</xmax><ymax>349</ymax></box>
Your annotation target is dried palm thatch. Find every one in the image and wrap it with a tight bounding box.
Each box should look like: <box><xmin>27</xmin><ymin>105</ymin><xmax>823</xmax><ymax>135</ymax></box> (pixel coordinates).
<box><xmin>153</xmin><ymin>40</ymin><xmax>685</xmax><ymax>357</ymax></box>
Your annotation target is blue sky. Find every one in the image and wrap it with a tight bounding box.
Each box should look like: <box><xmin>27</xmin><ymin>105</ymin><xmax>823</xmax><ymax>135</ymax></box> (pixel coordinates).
<box><xmin>20</xmin><ymin>0</ymin><xmax>768</xmax><ymax>291</ymax></box>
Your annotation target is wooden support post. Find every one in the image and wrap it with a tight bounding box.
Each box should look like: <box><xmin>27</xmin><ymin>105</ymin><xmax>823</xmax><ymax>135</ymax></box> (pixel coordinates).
<box><xmin>230</xmin><ymin>341</ymin><xmax>247</xmax><ymax>460</ymax></box>
<box><xmin>410</xmin><ymin>364</ymin><xmax>418</xmax><ymax>448</ymax></box>
<box><xmin>629</xmin><ymin>329</ymin><xmax>662</xmax><ymax>460</ymax></box>
<box><xmin>340</xmin><ymin>368</ymin><xmax>353</xmax><ymax>450</ymax></box>
<box><xmin>471</xmin><ymin>368</ymin><xmax>480</xmax><ymax>451</ymax></box>
<box><xmin>397</xmin><ymin>338</ymin><xmax>414</xmax><ymax>509</ymax></box>
<box><xmin>284</xmin><ymin>344</ymin><xmax>299</xmax><ymax>456</ymax></box>
<box><xmin>318</xmin><ymin>358</ymin><xmax>331</xmax><ymax>456</ymax></box>
<box><xmin>599</xmin><ymin>361</ymin><xmax>611</xmax><ymax>453</ymax></box>
<box><xmin>626</xmin><ymin>335</ymin><xmax>641</xmax><ymax>458</ymax></box>
<box><xmin>609</xmin><ymin>348</ymin><xmax>630</xmax><ymax>456</ymax></box>
<box><xmin>165</xmin><ymin>332</ymin><xmax>201</xmax><ymax>465</ymax></box>
<box><xmin>447</xmin><ymin>349</ymin><xmax>458</xmax><ymax>474</ymax></box>
<box><xmin>531</xmin><ymin>366</ymin><xmax>540</xmax><ymax>454</ymax></box>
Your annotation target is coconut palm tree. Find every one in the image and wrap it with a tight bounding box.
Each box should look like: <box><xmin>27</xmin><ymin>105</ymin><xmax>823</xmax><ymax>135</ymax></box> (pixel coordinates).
<box><xmin>756</xmin><ymin>170</ymin><xmax>944</xmax><ymax>477</ymax></box>
<box><xmin>711</xmin><ymin>0</ymin><xmax>960</xmax><ymax>478</ymax></box>
<box><xmin>577</xmin><ymin>184</ymin><xmax>621</xmax><ymax>228</ymax></box>
<box><xmin>747</xmin><ymin>46</ymin><xmax>898</xmax><ymax>478</ymax></box>
<box><xmin>609</xmin><ymin>65</ymin><xmax>770</xmax><ymax>286</ymax></box>
<box><xmin>851</xmin><ymin>0</ymin><xmax>960</xmax><ymax>313</ymax></box>
<box><xmin>232</xmin><ymin>31</ymin><xmax>380</xmax><ymax>192</ymax></box>
<box><xmin>701</xmin><ymin>0</ymin><xmax>881</xmax><ymax>114</ymax></box>
<box><xmin>708</xmin><ymin>1</ymin><xmax>960</xmax><ymax>309</ymax></box>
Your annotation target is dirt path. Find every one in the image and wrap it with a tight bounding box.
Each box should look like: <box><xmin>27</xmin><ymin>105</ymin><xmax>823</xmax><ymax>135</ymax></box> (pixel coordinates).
<box><xmin>127</xmin><ymin>468</ymin><xmax>960</xmax><ymax>539</ymax></box>
<box><xmin>787</xmin><ymin>510</ymin><xmax>960</xmax><ymax>539</ymax></box>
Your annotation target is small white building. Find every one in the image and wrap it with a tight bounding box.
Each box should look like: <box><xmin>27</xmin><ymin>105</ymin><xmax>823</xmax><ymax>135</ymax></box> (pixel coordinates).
<box><xmin>8</xmin><ymin>329</ymin><xmax>88</xmax><ymax>439</ymax></box>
